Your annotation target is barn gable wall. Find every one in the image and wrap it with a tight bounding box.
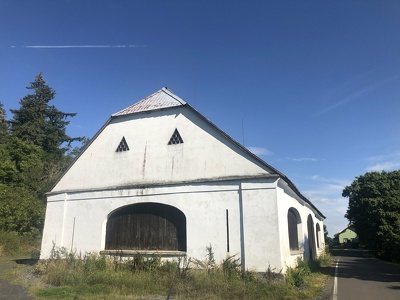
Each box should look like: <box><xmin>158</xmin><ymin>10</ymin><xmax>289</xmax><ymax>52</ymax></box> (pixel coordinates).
<box><xmin>41</xmin><ymin>88</ymin><xmax>325</xmax><ymax>274</ymax></box>
<box><xmin>52</xmin><ymin>106</ymin><xmax>272</xmax><ymax>193</ymax></box>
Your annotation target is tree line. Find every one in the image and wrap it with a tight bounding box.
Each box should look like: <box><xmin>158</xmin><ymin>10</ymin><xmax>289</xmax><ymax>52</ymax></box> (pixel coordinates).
<box><xmin>0</xmin><ymin>73</ymin><xmax>86</xmax><ymax>237</ymax></box>
<box><xmin>343</xmin><ymin>170</ymin><xmax>400</xmax><ymax>263</ymax></box>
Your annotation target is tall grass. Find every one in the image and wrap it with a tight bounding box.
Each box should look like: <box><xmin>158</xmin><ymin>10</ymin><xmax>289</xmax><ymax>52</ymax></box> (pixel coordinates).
<box><xmin>0</xmin><ymin>231</ymin><xmax>41</xmax><ymax>258</ymax></box>
<box><xmin>32</xmin><ymin>245</ymin><xmax>330</xmax><ymax>300</ymax></box>
<box><xmin>318</xmin><ymin>246</ymin><xmax>333</xmax><ymax>267</ymax></box>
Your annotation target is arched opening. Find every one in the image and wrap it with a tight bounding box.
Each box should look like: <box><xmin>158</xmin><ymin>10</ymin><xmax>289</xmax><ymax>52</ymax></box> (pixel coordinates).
<box><xmin>307</xmin><ymin>215</ymin><xmax>316</xmax><ymax>260</ymax></box>
<box><xmin>288</xmin><ymin>208</ymin><xmax>301</xmax><ymax>252</ymax></box>
<box><xmin>316</xmin><ymin>223</ymin><xmax>321</xmax><ymax>248</ymax></box>
<box><xmin>105</xmin><ymin>203</ymin><xmax>186</xmax><ymax>251</ymax></box>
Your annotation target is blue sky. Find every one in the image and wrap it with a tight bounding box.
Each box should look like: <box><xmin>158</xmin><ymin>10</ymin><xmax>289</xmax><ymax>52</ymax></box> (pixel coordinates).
<box><xmin>1</xmin><ymin>0</ymin><xmax>400</xmax><ymax>236</ymax></box>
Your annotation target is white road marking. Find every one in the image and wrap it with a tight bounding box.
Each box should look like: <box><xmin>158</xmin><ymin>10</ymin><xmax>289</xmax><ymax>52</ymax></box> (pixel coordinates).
<box><xmin>333</xmin><ymin>258</ymin><xmax>340</xmax><ymax>300</ymax></box>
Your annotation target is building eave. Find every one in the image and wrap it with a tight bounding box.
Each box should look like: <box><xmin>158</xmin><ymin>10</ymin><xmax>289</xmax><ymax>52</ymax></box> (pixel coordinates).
<box><xmin>46</xmin><ymin>174</ymin><xmax>280</xmax><ymax>196</ymax></box>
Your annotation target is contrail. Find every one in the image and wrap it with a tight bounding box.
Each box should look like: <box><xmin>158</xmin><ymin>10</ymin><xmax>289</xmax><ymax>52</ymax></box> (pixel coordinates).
<box><xmin>16</xmin><ymin>45</ymin><xmax>147</xmax><ymax>49</ymax></box>
<box><xmin>317</xmin><ymin>74</ymin><xmax>399</xmax><ymax>116</ymax></box>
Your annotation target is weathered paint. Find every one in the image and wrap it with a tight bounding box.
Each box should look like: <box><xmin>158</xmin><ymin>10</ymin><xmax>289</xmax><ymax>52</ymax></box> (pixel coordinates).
<box><xmin>41</xmin><ymin>88</ymin><xmax>325</xmax><ymax>273</ymax></box>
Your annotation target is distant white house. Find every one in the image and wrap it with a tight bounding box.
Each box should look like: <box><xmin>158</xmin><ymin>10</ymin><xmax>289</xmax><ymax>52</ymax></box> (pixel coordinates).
<box><xmin>40</xmin><ymin>87</ymin><xmax>325</xmax><ymax>272</ymax></box>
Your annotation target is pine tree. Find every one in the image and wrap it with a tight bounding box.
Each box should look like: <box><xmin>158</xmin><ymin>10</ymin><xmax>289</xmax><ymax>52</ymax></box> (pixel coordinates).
<box><xmin>0</xmin><ymin>102</ymin><xmax>9</xmax><ymax>143</ymax></box>
<box><xmin>9</xmin><ymin>73</ymin><xmax>81</xmax><ymax>158</ymax></box>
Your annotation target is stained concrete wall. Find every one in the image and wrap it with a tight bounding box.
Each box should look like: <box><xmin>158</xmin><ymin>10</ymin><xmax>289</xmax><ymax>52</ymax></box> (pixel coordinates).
<box><xmin>41</xmin><ymin>178</ymin><xmax>285</xmax><ymax>272</ymax></box>
<box><xmin>41</xmin><ymin>105</ymin><xmax>325</xmax><ymax>273</ymax></box>
<box><xmin>52</xmin><ymin>107</ymin><xmax>272</xmax><ymax>193</ymax></box>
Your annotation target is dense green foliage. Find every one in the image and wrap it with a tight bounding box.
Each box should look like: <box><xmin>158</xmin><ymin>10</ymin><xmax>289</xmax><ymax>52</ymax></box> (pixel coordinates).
<box><xmin>323</xmin><ymin>224</ymin><xmax>333</xmax><ymax>246</ymax></box>
<box><xmin>0</xmin><ymin>230</ymin><xmax>41</xmax><ymax>257</ymax></box>
<box><xmin>9</xmin><ymin>73</ymin><xmax>80</xmax><ymax>159</ymax></box>
<box><xmin>0</xmin><ymin>102</ymin><xmax>9</xmax><ymax>141</ymax></box>
<box><xmin>0</xmin><ymin>74</ymin><xmax>83</xmax><ymax>240</ymax></box>
<box><xmin>343</xmin><ymin>170</ymin><xmax>400</xmax><ymax>262</ymax></box>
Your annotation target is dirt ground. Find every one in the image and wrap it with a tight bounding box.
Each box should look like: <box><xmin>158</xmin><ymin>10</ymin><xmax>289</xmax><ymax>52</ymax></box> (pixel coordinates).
<box><xmin>0</xmin><ymin>259</ymin><xmax>34</xmax><ymax>300</ymax></box>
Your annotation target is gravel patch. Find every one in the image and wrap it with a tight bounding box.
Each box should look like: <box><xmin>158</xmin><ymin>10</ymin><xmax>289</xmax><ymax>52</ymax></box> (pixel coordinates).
<box><xmin>0</xmin><ymin>259</ymin><xmax>34</xmax><ymax>300</ymax></box>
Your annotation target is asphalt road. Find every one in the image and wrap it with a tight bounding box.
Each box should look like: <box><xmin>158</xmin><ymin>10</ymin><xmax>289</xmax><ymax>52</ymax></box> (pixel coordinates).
<box><xmin>330</xmin><ymin>249</ymin><xmax>400</xmax><ymax>300</ymax></box>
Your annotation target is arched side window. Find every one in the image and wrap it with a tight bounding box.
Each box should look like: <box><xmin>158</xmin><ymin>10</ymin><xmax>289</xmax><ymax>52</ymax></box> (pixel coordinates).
<box><xmin>307</xmin><ymin>214</ymin><xmax>316</xmax><ymax>260</ymax></box>
<box><xmin>316</xmin><ymin>223</ymin><xmax>321</xmax><ymax>248</ymax></box>
<box><xmin>105</xmin><ymin>203</ymin><xmax>186</xmax><ymax>251</ymax></box>
<box><xmin>288</xmin><ymin>208</ymin><xmax>301</xmax><ymax>251</ymax></box>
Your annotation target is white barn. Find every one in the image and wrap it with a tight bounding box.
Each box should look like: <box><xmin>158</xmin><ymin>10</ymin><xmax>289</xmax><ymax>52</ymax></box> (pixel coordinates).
<box><xmin>40</xmin><ymin>87</ymin><xmax>325</xmax><ymax>272</ymax></box>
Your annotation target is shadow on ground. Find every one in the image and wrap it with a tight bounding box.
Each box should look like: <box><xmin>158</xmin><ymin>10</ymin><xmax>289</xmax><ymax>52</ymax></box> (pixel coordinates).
<box><xmin>14</xmin><ymin>258</ymin><xmax>39</xmax><ymax>266</ymax></box>
<box><xmin>330</xmin><ymin>248</ymin><xmax>400</xmax><ymax>284</ymax></box>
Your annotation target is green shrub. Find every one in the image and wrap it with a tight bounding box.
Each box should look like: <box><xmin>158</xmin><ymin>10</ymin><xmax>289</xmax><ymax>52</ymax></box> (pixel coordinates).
<box><xmin>0</xmin><ymin>230</ymin><xmax>41</xmax><ymax>257</ymax></box>
<box><xmin>0</xmin><ymin>184</ymin><xmax>45</xmax><ymax>237</ymax></box>
<box><xmin>285</xmin><ymin>258</ymin><xmax>312</xmax><ymax>288</ymax></box>
<box><xmin>318</xmin><ymin>246</ymin><xmax>333</xmax><ymax>267</ymax></box>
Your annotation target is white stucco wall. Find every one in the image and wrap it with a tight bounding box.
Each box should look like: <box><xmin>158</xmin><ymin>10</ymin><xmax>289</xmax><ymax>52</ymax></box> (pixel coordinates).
<box><xmin>276</xmin><ymin>180</ymin><xmax>325</xmax><ymax>271</ymax></box>
<box><xmin>239</xmin><ymin>180</ymin><xmax>282</xmax><ymax>272</ymax></box>
<box><xmin>41</xmin><ymin>104</ymin><xmax>325</xmax><ymax>274</ymax></box>
<box><xmin>52</xmin><ymin>107</ymin><xmax>272</xmax><ymax>193</ymax></box>
<box><xmin>41</xmin><ymin>177</ymin><xmax>286</xmax><ymax>272</ymax></box>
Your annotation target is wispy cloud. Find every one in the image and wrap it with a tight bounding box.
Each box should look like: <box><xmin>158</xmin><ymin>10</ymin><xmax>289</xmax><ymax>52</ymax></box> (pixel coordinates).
<box><xmin>296</xmin><ymin>174</ymin><xmax>351</xmax><ymax>235</ymax></box>
<box><xmin>366</xmin><ymin>161</ymin><xmax>400</xmax><ymax>172</ymax></box>
<box><xmin>317</xmin><ymin>74</ymin><xmax>399</xmax><ymax>116</ymax></box>
<box><xmin>302</xmin><ymin>175</ymin><xmax>351</xmax><ymax>202</ymax></box>
<box><xmin>286</xmin><ymin>157</ymin><xmax>320</xmax><ymax>162</ymax></box>
<box><xmin>247</xmin><ymin>146</ymin><xmax>273</xmax><ymax>156</ymax></box>
<box><xmin>365</xmin><ymin>150</ymin><xmax>400</xmax><ymax>172</ymax></box>
<box><xmin>310</xmin><ymin>175</ymin><xmax>350</xmax><ymax>186</ymax></box>
<box><xmin>13</xmin><ymin>45</ymin><xmax>147</xmax><ymax>49</ymax></box>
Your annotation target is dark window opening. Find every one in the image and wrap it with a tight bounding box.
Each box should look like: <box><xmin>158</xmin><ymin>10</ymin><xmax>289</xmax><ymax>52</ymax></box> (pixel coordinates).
<box><xmin>316</xmin><ymin>223</ymin><xmax>321</xmax><ymax>248</ymax></box>
<box><xmin>288</xmin><ymin>208</ymin><xmax>300</xmax><ymax>251</ymax></box>
<box><xmin>168</xmin><ymin>129</ymin><xmax>183</xmax><ymax>145</ymax></box>
<box><xmin>116</xmin><ymin>136</ymin><xmax>130</xmax><ymax>152</ymax></box>
<box><xmin>307</xmin><ymin>214</ymin><xmax>316</xmax><ymax>260</ymax></box>
<box><xmin>105</xmin><ymin>203</ymin><xmax>186</xmax><ymax>251</ymax></box>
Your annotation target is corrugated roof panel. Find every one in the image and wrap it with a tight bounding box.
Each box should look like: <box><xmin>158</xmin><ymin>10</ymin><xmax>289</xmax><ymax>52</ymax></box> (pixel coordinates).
<box><xmin>112</xmin><ymin>87</ymin><xmax>186</xmax><ymax>116</ymax></box>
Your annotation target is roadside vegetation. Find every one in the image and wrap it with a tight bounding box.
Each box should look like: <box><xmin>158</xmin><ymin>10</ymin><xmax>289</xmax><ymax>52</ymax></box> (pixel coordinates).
<box><xmin>343</xmin><ymin>170</ymin><xmax>400</xmax><ymax>263</ymax></box>
<box><xmin>19</xmin><ymin>244</ymin><xmax>331</xmax><ymax>300</ymax></box>
<box><xmin>0</xmin><ymin>231</ymin><xmax>40</xmax><ymax>258</ymax></box>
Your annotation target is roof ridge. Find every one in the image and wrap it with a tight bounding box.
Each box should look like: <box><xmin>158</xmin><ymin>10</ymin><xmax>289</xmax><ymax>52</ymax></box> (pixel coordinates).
<box><xmin>112</xmin><ymin>87</ymin><xmax>186</xmax><ymax>116</ymax></box>
<box><xmin>161</xmin><ymin>87</ymin><xmax>186</xmax><ymax>105</ymax></box>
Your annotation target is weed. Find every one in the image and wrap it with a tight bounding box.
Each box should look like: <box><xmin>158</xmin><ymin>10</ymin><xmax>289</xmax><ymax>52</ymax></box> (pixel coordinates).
<box><xmin>242</xmin><ymin>270</ymin><xmax>259</xmax><ymax>283</ymax></box>
<box><xmin>30</xmin><ymin>245</ymin><xmax>329</xmax><ymax>300</ymax></box>
<box><xmin>176</xmin><ymin>255</ymin><xmax>191</xmax><ymax>278</ymax></box>
<box><xmin>285</xmin><ymin>258</ymin><xmax>311</xmax><ymax>288</ymax></box>
<box><xmin>318</xmin><ymin>246</ymin><xmax>333</xmax><ymax>267</ymax></box>
<box><xmin>205</xmin><ymin>243</ymin><xmax>216</xmax><ymax>275</ymax></box>
<box><xmin>222</xmin><ymin>254</ymin><xmax>241</xmax><ymax>280</ymax></box>
<box><xmin>264</xmin><ymin>264</ymin><xmax>282</xmax><ymax>282</ymax></box>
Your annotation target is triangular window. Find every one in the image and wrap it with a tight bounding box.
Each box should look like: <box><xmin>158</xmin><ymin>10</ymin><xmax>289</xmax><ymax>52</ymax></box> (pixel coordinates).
<box><xmin>116</xmin><ymin>136</ymin><xmax>130</xmax><ymax>152</ymax></box>
<box><xmin>168</xmin><ymin>129</ymin><xmax>183</xmax><ymax>145</ymax></box>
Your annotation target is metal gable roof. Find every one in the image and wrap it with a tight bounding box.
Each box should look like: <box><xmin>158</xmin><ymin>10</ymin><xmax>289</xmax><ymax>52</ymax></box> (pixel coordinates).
<box><xmin>112</xmin><ymin>87</ymin><xmax>186</xmax><ymax>116</ymax></box>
